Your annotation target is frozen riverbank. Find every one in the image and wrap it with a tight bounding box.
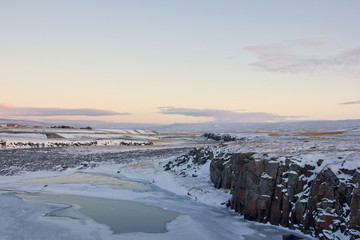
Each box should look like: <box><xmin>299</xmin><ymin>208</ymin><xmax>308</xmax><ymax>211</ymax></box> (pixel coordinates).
<box><xmin>1</xmin><ymin>121</ymin><xmax>358</xmax><ymax>239</ymax></box>
<box><xmin>0</xmin><ymin>168</ymin><xmax>310</xmax><ymax>240</ymax></box>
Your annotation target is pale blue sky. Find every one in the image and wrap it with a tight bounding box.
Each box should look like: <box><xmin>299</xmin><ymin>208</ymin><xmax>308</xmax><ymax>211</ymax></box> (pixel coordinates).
<box><xmin>1</xmin><ymin>1</ymin><xmax>359</xmax><ymax>123</ymax></box>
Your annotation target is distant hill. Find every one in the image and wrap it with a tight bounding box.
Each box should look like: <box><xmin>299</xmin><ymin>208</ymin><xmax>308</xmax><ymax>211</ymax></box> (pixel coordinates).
<box><xmin>0</xmin><ymin>118</ymin><xmax>51</xmax><ymax>127</ymax></box>
<box><xmin>1</xmin><ymin>118</ymin><xmax>359</xmax><ymax>133</ymax></box>
<box><xmin>149</xmin><ymin>119</ymin><xmax>360</xmax><ymax>133</ymax></box>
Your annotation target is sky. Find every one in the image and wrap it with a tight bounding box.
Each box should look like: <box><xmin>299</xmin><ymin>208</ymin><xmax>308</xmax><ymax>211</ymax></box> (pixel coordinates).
<box><xmin>0</xmin><ymin>0</ymin><xmax>359</xmax><ymax>125</ymax></box>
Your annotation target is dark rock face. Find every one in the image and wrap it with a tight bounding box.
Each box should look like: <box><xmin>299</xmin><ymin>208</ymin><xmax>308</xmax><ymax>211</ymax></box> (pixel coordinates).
<box><xmin>202</xmin><ymin>133</ymin><xmax>245</xmax><ymax>142</ymax></box>
<box><xmin>164</xmin><ymin>147</ymin><xmax>360</xmax><ymax>239</ymax></box>
<box><xmin>209</xmin><ymin>152</ymin><xmax>360</xmax><ymax>239</ymax></box>
<box><xmin>164</xmin><ymin>147</ymin><xmax>231</xmax><ymax>174</ymax></box>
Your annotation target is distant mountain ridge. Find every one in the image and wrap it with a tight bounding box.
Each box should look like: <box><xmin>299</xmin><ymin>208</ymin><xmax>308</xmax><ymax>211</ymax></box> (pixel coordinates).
<box><xmin>150</xmin><ymin>119</ymin><xmax>360</xmax><ymax>133</ymax></box>
<box><xmin>1</xmin><ymin>118</ymin><xmax>359</xmax><ymax>133</ymax></box>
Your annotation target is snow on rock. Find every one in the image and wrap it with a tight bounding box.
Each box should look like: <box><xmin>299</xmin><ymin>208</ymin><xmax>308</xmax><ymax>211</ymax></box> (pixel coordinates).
<box><xmin>163</xmin><ymin>145</ymin><xmax>360</xmax><ymax>240</ymax></box>
<box><xmin>119</xmin><ymin>149</ymin><xmax>233</xmax><ymax>207</ymax></box>
<box><xmin>0</xmin><ymin>139</ymin><xmax>152</xmax><ymax>149</ymax></box>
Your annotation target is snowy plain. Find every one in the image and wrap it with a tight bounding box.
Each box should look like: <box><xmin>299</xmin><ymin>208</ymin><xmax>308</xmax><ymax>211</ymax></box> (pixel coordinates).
<box><xmin>1</xmin><ymin>120</ymin><xmax>359</xmax><ymax>239</ymax></box>
<box><xmin>0</xmin><ymin>159</ymin><xmax>311</xmax><ymax>240</ymax></box>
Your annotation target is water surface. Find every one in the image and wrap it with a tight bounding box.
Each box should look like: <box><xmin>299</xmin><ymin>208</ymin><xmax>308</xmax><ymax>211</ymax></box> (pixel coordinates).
<box><xmin>15</xmin><ymin>191</ymin><xmax>179</xmax><ymax>234</ymax></box>
<box><xmin>19</xmin><ymin>172</ymin><xmax>150</xmax><ymax>191</ymax></box>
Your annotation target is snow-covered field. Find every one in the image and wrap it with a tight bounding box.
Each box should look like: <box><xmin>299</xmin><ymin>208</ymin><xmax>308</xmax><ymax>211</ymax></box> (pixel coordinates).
<box><xmin>1</xmin><ymin>167</ymin><xmax>310</xmax><ymax>240</ymax></box>
<box><xmin>1</xmin><ymin>121</ymin><xmax>359</xmax><ymax>239</ymax></box>
<box><xmin>0</xmin><ymin>128</ymin><xmax>158</xmax><ymax>148</ymax></box>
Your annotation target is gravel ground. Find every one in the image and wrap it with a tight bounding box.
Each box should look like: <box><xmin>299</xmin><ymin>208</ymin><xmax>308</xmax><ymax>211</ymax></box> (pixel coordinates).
<box><xmin>0</xmin><ymin>146</ymin><xmax>193</xmax><ymax>176</ymax></box>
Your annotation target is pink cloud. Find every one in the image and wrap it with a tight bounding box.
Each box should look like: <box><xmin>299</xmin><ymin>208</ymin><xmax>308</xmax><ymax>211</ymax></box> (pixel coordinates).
<box><xmin>339</xmin><ymin>100</ymin><xmax>360</xmax><ymax>105</ymax></box>
<box><xmin>244</xmin><ymin>38</ymin><xmax>360</xmax><ymax>74</ymax></box>
<box><xmin>0</xmin><ymin>103</ymin><xmax>130</xmax><ymax>117</ymax></box>
<box><xmin>158</xmin><ymin>107</ymin><xmax>302</xmax><ymax>122</ymax></box>
<box><xmin>290</xmin><ymin>37</ymin><xmax>331</xmax><ymax>47</ymax></box>
<box><xmin>0</xmin><ymin>102</ymin><xmax>15</xmax><ymax>108</ymax></box>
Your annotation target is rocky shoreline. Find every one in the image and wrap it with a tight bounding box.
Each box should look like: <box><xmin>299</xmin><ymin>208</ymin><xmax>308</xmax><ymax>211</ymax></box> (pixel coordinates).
<box><xmin>165</xmin><ymin>147</ymin><xmax>360</xmax><ymax>239</ymax></box>
<box><xmin>0</xmin><ymin>139</ymin><xmax>153</xmax><ymax>149</ymax></box>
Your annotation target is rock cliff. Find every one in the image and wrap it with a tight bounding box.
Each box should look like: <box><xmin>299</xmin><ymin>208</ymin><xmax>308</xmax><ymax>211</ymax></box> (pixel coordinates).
<box><xmin>166</xmin><ymin>147</ymin><xmax>360</xmax><ymax>239</ymax></box>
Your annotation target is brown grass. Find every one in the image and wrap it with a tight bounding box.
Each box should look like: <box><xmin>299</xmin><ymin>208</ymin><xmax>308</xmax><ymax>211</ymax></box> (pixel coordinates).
<box><xmin>150</xmin><ymin>139</ymin><xmax>171</xmax><ymax>143</ymax></box>
<box><xmin>295</xmin><ymin>131</ymin><xmax>346</xmax><ymax>136</ymax></box>
<box><xmin>122</xmin><ymin>135</ymin><xmax>133</xmax><ymax>138</ymax></box>
<box><xmin>304</xmin><ymin>148</ymin><xmax>360</xmax><ymax>153</ymax></box>
<box><xmin>45</xmin><ymin>133</ymin><xmax>64</xmax><ymax>139</ymax></box>
<box><xmin>268</xmin><ymin>133</ymin><xmax>280</xmax><ymax>136</ymax></box>
<box><xmin>160</xmin><ymin>133</ymin><xmax>201</xmax><ymax>136</ymax></box>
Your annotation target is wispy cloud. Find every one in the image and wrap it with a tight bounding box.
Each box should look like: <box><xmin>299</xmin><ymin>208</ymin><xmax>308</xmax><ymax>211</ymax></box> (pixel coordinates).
<box><xmin>158</xmin><ymin>107</ymin><xmax>300</xmax><ymax>122</ymax></box>
<box><xmin>338</xmin><ymin>100</ymin><xmax>360</xmax><ymax>105</ymax></box>
<box><xmin>0</xmin><ymin>103</ymin><xmax>130</xmax><ymax>117</ymax></box>
<box><xmin>244</xmin><ymin>38</ymin><xmax>360</xmax><ymax>74</ymax></box>
<box><xmin>290</xmin><ymin>37</ymin><xmax>331</xmax><ymax>47</ymax></box>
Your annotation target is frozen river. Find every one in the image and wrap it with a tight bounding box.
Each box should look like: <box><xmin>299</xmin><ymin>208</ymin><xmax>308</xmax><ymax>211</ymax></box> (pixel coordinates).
<box><xmin>0</xmin><ymin>170</ymin><xmax>309</xmax><ymax>240</ymax></box>
<box><xmin>0</xmin><ymin>135</ymin><xmax>314</xmax><ymax>240</ymax></box>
